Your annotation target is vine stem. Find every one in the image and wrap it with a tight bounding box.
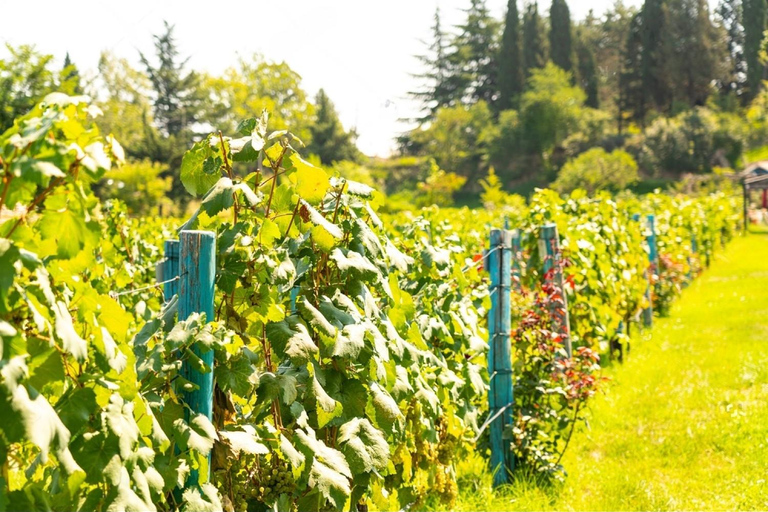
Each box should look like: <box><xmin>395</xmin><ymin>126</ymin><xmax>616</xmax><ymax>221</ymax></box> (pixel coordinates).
<box><xmin>219</xmin><ymin>131</ymin><xmax>239</xmax><ymax>224</ymax></box>
<box><xmin>264</xmin><ymin>145</ymin><xmax>288</xmax><ymax>218</ymax></box>
<box><xmin>555</xmin><ymin>400</ymin><xmax>582</xmax><ymax>467</ymax></box>
<box><xmin>0</xmin><ymin>175</ymin><xmax>12</xmax><ymax>213</ymax></box>
<box><xmin>283</xmin><ymin>198</ymin><xmax>301</xmax><ymax>239</ymax></box>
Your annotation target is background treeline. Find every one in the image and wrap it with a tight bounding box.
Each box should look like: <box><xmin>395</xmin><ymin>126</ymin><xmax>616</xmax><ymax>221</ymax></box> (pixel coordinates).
<box><xmin>395</xmin><ymin>0</ymin><xmax>768</xmax><ymax>203</ymax></box>
<box><xmin>4</xmin><ymin>1</ymin><xmax>768</xmax><ymax>213</ymax></box>
<box><xmin>0</xmin><ymin>22</ymin><xmax>361</xmax><ymax>214</ymax></box>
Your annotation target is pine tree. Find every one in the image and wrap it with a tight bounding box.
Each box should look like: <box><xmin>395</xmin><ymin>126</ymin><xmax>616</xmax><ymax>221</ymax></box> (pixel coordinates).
<box><xmin>743</xmin><ymin>0</ymin><xmax>766</xmax><ymax>100</ymax></box>
<box><xmin>715</xmin><ymin>0</ymin><xmax>746</xmax><ymax>99</ymax></box>
<box><xmin>307</xmin><ymin>89</ymin><xmax>361</xmax><ymax>165</ymax></box>
<box><xmin>410</xmin><ymin>8</ymin><xmax>462</xmax><ymax>122</ymax></box>
<box><xmin>576</xmin><ymin>29</ymin><xmax>599</xmax><ymax>108</ymax></box>
<box><xmin>453</xmin><ymin>0</ymin><xmax>501</xmax><ymax>105</ymax></box>
<box><xmin>139</xmin><ymin>21</ymin><xmax>203</xmax><ymax>138</ymax></box>
<box><xmin>60</xmin><ymin>53</ymin><xmax>83</xmax><ymax>95</ymax></box>
<box><xmin>549</xmin><ymin>0</ymin><xmax>573</xmax><ymax>72</ymax></box>
<box><xmin>522</xmin><ymin>1</ymin><xmax>548</xmax><ymax>81</ymax></box>
<box><xmin>497</xmin><ymin>0</ymin><xmax>523</xmax><ymax>111</ymax></box>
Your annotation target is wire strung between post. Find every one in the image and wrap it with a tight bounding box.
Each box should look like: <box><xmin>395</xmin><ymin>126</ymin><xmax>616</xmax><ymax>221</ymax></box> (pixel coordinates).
<box><xmin>474</xmin><ymin>403</ymin><xmax>513</xmax><ymax>442</ymax></box>
<box><xmin>460</xmin><ymin>244</ymin><xmax>502</xmax><ymax>273</ymax></box>
<box><xmin>109</xmin><ymin>275</ymin><xmax>180</xmax><ymax>299</ymax></box>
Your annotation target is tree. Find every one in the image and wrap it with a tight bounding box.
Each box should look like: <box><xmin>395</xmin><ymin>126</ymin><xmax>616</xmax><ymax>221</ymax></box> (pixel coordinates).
<box><xmin>641</xmin><ymin>0</ymin><xmax>670</xmax><ymax>112</ymax></box>
<box><xmin>410</xmin><ymin>8</ymin><xmax>463</xmax><ymax>122</ymax></box>
<box><xmin>60</xmin><ymin>53</ymin><xmax>83</xmax><ymax>95</ymax></box>
<box><xmin>597</xmin><ymin>1</ymin><xmax>638</xmax><ymax>128</ymax></box>
<box><xmin>139</xmin><ymin>21</ymin><xmax>204</xmax><ymax>139</ymax></box>
<box><xmin>743</xmin><ymin>0</ymin><xmax>766</xmax><ymax>100</ymax></box>
<box><xmin>715</xmin><ymin>0</ymin><xmax>747</xmax><ymax>99</ymax></box>
<box><xmin>552</xmin><ymin>148</ymin><xmax>638</xmax><ymax>194</ymax></box>
<box><xmin>306</xmin><ymin>89</ymin><xmax>361</xmax><ymax>165</ymax></box>
<box><xmin>202</xmin><ymin>54</ymin><xmax>315</xmax><ymax>144</ymax></box>
<box><xmin>522</xmin><ymin>2</ymin><xmax>548</xmax><ymax>80</ymax></box>
<box><xmin>663</xmin><ymin>0</ymin><xmax>725</xmax><ymax>109</ymax></box>
<box><xmin>453</xmin><ymin>0</ymin><xmax>502</xmax><ymax>106</ymax></box>
<box><xmin>0</xmin><ymin>44</ymin><xmax>55</xmax><ymax>132</ymax></box>
<box><xmin>619</xmin><ymin>12</ymin><xmax>646</xmax><ymax>129</ymax></box>
<box><xmin>549</xmin><ymin>0</ymin><xmax>573</xmax><ymax>73</ymax></box>
<box><xmin>409</xmin><ymin>101</ymin><xmax>493</xmax><ymax>179</ymax></box>
<box><xmin>497</xmin><ymin>0</ymin><xmax>524</xmax><ymax>111</ymax></box>
<box><xmin>139</xmin><ymin>21</ymin><xmax>205</xmax><ymax>201</ymax></box>
<box><xmin>576</xmin><ymin>28</ymin><xmax>599</xmax><ymax>108</ymax></box>
<box><xmin>520</xmin><ymin>63</ymin><xmax>585</xmax><ymax>155</ymax></box>
<box><xmin>93</xmin><ymin>51</ymin><xmax>155</xmax><ymax>160</ymax></box>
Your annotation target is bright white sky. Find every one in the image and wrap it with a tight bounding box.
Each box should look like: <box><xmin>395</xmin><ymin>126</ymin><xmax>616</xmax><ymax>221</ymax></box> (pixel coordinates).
<box><xmin>1</xmin><ymin>0</ymin><xmax>644</xmax><ymax>156</ymax></box>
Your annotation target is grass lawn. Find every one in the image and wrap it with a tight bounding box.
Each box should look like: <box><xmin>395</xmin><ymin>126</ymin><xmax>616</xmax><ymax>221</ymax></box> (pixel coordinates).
<box><xmin>442</xmin><ymin>230</ymin><xmax>768</xmax><ymax>511</ymax></box>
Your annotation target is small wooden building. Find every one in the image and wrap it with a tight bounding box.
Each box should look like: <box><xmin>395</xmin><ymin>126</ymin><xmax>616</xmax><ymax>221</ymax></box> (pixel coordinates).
<box><xmin>740</xmin><ymin>161</ymin><xmax>768</xmax><ymax>230</ymax></box>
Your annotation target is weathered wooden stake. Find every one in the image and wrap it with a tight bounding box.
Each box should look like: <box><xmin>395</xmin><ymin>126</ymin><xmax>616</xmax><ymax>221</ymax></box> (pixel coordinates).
<box><xmin>487</xmin><ymin>229</ymin><xmax>514</xmax><ymax>486</ymax></box>
<box><xmin>162</xmin><ymin>240</ymin><xmax>180</xmax><ymax>301</ymax></box>
<box><xmin>510</xmin><ymin>228</ymin><xmax>522</xmax><ymax>291</ymax></box>
<box><xmin>633</xmin><ymin>214</ymin><xmax>656</xmax><ymax>327</ymax></box>
<box><xmin>539</xmin><ymin>223</ymin><xmax>572</xmax><ymax>357</ymax></box>
<box><xmin>179</xmin><ymin>230</ymin><xmax>216</xmax><ymax>488</ymax></box>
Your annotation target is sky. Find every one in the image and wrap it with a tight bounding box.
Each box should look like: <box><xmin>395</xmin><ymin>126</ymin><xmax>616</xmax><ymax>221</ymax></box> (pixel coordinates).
<box><xmin>0</xmin><ymin>0</ymin><xmax>646</xmax><ymax>156</ymax></box>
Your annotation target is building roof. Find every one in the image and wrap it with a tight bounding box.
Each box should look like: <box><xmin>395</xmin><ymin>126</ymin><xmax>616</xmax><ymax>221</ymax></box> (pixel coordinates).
<box><xmin>739</xmin><ymin>161</ymin><xmax>768</xmax><ymax>180</ymax></box>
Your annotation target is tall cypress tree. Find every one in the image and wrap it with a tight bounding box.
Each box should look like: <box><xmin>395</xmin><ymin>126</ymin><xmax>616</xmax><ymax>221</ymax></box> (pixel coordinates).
<box><xmin>549</xmin><ymin>0</ymin><xmax>573</xmax><ymax>72</ymax></box>
<box><xmin>453</xmin><ymin>0</ymin><xmax>501</xmax><ymax>105</ymax></box>
<box><xmin>640</xmin><ymin>0</ymin><xmax>669</xmax><ymax>112</ymax></box>
<box><xmin>497</xmin><ymin>0</ymin><xmax>523</xmax><ymax>111</ymax></box>
<box><xmin>619</xmin><ymin>12</ymin><xmax>646</xmax><ymax>129</ymax></box>
<box><xmin>664</xmin><ymin>0</ymin><xmax>725</xmax><ymax>108</ymax></box>
<box><xmin>576</xmin><ymin>29</ymin><xmax>599</xmax><ymax>108</ymax></box>
<box><xmin>410</xmin><ymin>8</ymin><xmax>462</xmax><ymax>122</ymax></box>
<box><xmin>716</xmin><ymin>0</ymin><xmax>746</xmax><ymax>98</ymax></box>
<box><xmin>743</xmin><ymin>0</ymin><xmax>766</xmax><ymax>100</ymax></box>
<box><xmin>522</xmin><ymin>1</ymin><xmax>548</xmax><ymax>81</ymax></box>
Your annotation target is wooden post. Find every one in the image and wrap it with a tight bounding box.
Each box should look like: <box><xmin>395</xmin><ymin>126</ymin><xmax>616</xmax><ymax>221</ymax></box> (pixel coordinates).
<box><xmin>539</xmin><ymin>223</ymin><xmax>572</xmax><ymax>357</ymax></box>
<box><xmin>743</xmin><ymin>183</ymin><xmax>748</xmax><ymax>234</ymax></box>
<box><xmin>179</xmin><ymin>230</ymin><xmax>216</xmax><ymax>488</ymax></box>
<box><xmin>633</xmin><ymin>214</ymin><xmax>653</xmax><ymax>327</ymax></box>
<box><xmin>487</xmin><ymin>229</ymin><xmax>514</xmax><ymax>486</ymax></box>
<box><xmin>162</xmin><ymin>240</ymin><xmax>180</xmax><ymax>301</ymax></box>
<box><xmin>510</xmin><ymin>229</ymin><xmax>522</xmax><ymax>291</ymax></box>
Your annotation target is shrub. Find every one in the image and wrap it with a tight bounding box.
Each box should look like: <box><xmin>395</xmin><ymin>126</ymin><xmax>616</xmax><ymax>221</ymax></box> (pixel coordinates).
<box><xmin>99</xmin><ymin>159</ymin><xmax>172</xmax><ymax>215</ymax></box>
<box><xmin>552</xmin><ymin>148</ymin><xmax>638</xmax><ymax>194</ymax></box>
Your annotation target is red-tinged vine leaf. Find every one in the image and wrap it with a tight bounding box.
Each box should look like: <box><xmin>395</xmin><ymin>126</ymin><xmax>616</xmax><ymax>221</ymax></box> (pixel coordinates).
<box><xmin>338</xmin><ymin>418</ymin><xmax>390</xmax><ymax>474</ymax></box>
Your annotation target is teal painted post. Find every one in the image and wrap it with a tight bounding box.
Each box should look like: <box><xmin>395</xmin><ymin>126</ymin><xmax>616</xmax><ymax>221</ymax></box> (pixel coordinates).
<box><xmin>687</xmin><ymin>234</ymin><xmax>697</xmax><ymax>283</ymax></box>
<box><xmin>539</xmin><ymin>224</ymin><xmax>572</xmax><ymax>357</ymax></box>
<box><xmin>487</xmin><ymin>229</ymin><xmax>514</xmax><ymax>486</ymax></box>
<box><xmin>510</xmin><ymin>229</ymin><xmax>522</xmax><ymax>291</ymax></box>
<box><xmin>645</xmin><ymin>215</ymin><xmax>657</xmax><ymax>327</ymax></box>
<box><xmin>179</xmin><ymin>230</ymin><xmax>216</xmax><ymax>488</ymax></box>
<box><xmin>633</xmin><ymin>214</ymin><xmax>654</xmax><ymax>327</ymax></box>
<box><xmin>162</xmin><ymin>240</ymin><xmax>180</xmax><ymax>301</ymax></box>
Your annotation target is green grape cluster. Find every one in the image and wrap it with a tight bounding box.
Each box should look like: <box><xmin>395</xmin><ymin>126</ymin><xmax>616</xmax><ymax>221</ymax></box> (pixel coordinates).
<box><xmin>434</xmin><ymin>466</ymin><xmax>458</xmax><ymax>506</ymax></box>
<box><xmin>212</xmin><ymin>453</ymin><xmax>296</xmax><ymax>512</ymax></box>
<box><xmin>254</xmin><ymin>456</ymin><xmax>296</xmax><ymax>503</ymax></box>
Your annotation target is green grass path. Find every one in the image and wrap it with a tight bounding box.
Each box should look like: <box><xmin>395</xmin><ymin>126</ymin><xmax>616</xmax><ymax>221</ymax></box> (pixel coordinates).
<box><xmin>457</xmin><ymin>232</ymin><xmax>768</xmax><ymax>511</ymax></box>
